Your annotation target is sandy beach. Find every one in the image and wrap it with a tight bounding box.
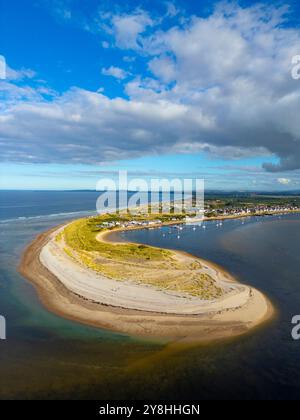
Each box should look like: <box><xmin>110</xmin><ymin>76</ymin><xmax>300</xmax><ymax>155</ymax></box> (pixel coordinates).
<box><xmin>18</xmin><ymin>218</ymin><xmax>274</xmax><ymax>342</ymax></box>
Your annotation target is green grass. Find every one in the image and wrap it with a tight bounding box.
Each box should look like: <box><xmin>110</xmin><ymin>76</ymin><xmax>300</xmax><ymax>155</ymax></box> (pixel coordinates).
<box><xmin>62</xmin><ymin>214</ymin><xmax>181</xmax><ymax>262</ymax></box>
<box><xmin>57</xmin><ymin>213</ymin><xmax>223</xmax><ymax>299</ymax></box>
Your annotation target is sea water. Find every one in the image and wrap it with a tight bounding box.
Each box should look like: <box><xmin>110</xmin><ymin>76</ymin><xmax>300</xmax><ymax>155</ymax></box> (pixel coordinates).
<box><xmin>0</xmin><ymin>191</ymin><xmax>300</xmax><ymax>399</ymax></box>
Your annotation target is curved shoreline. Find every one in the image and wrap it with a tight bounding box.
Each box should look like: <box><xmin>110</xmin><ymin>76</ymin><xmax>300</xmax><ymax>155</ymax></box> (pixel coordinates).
<box><xmin>18</xmin><ymin>221</ymin><xmax>274</xmax><ymax>342</ymax></box>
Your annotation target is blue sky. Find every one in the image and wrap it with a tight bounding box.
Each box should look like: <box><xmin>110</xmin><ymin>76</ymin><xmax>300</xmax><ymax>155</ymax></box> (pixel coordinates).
<box><xmin>1</xmin><ymin>0</ymin><xmax>300</xmax><ymax>190</ymax></box>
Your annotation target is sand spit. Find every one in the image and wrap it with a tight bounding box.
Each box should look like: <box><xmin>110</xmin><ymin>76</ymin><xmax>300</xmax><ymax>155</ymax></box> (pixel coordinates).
<box><xmin>19</xmin><ymin>223</ymin><xmax>274</xmax><ymax>342</ymax></box>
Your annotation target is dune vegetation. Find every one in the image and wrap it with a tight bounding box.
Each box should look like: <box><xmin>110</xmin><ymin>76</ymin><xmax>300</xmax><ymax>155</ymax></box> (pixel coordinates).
<box><xmin>57</xmin><ymin>214</ymin><xmax>223</xmax><ymax>299</ymax></box>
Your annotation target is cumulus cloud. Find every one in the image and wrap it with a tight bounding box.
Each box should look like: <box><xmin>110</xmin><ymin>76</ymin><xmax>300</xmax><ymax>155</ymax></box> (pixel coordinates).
<box><xmin>148</xmin><ymin>55</ymin><xmax>177</xmax><ymax>83</ymax></box>
<box><xmin>102</xmin><ymin>66</ymin><xmax>129</xmax><ymax>80</ymax></box>
<box><xmin>0</xmin><ymin>87</ymin><xmax>217</xmax><ymax>163</ymax></box>
<box><xmin>1</xmin><ymin>2</ymin><xmax>300</xmax><ymax>171</ymax></box>
<box><xmin>109</xmin><ymin>10</ymin><xmax>154</xmax><ymax>49</ymax></box>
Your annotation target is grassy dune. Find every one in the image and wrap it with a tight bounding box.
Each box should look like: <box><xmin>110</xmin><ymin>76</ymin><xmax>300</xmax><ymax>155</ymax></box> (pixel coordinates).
<box><xmin>58</xmin><ymin>214</ymin><xmax>223</xmax><ymax>299</ymax></box>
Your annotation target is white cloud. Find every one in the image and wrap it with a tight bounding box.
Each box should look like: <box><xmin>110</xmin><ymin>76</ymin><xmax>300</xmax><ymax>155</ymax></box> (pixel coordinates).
<box><xmin>148</xmin><ymin>55</ymin><xmax>176</xmax><ymax>83</ymax></box>
<box><xmin>139</xmin><ymin>3</ymin><xmax>300</xmax><ymax>171</ymax></box>
<box><xmin>111</xmin><ymin>10</ymin><xmax>153</xmax><ymax>49</ymax></box>
<box><xmin>6</xmin><ymin>66</ymin><xmax>36</xmax><ymax>81</ymax></box>
<box><xmin>2</xmin><ymin>3</ymin><xmax>300</xmax><ymax>172</ymax></box>
<box><xmin>0</xmin><ymin>87</ymin><xmax>219</xmax><ymax>163</ymax></box>
<box><xmin>165</xmin><ymin>2</ymin><xmax>180</xmax><ymax>18</ymax></box>
<box><xmin>102</xmin><ymin>66</ymin><xmax>129</xmax><ymax>80</ymax></box>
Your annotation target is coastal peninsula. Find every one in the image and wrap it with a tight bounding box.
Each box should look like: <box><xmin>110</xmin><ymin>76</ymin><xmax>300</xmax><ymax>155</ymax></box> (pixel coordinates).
<box><xmin>19</xmin><ymin>212</ymin><xmax>273</xmax><ymax>342</ymax></box>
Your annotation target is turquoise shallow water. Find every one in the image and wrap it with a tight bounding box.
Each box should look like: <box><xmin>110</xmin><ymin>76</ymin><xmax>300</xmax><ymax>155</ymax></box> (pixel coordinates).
<box><xmin>0</xmin><ymin>191</ymin><xmax>300</xmax><ymax>399</ymax></box>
